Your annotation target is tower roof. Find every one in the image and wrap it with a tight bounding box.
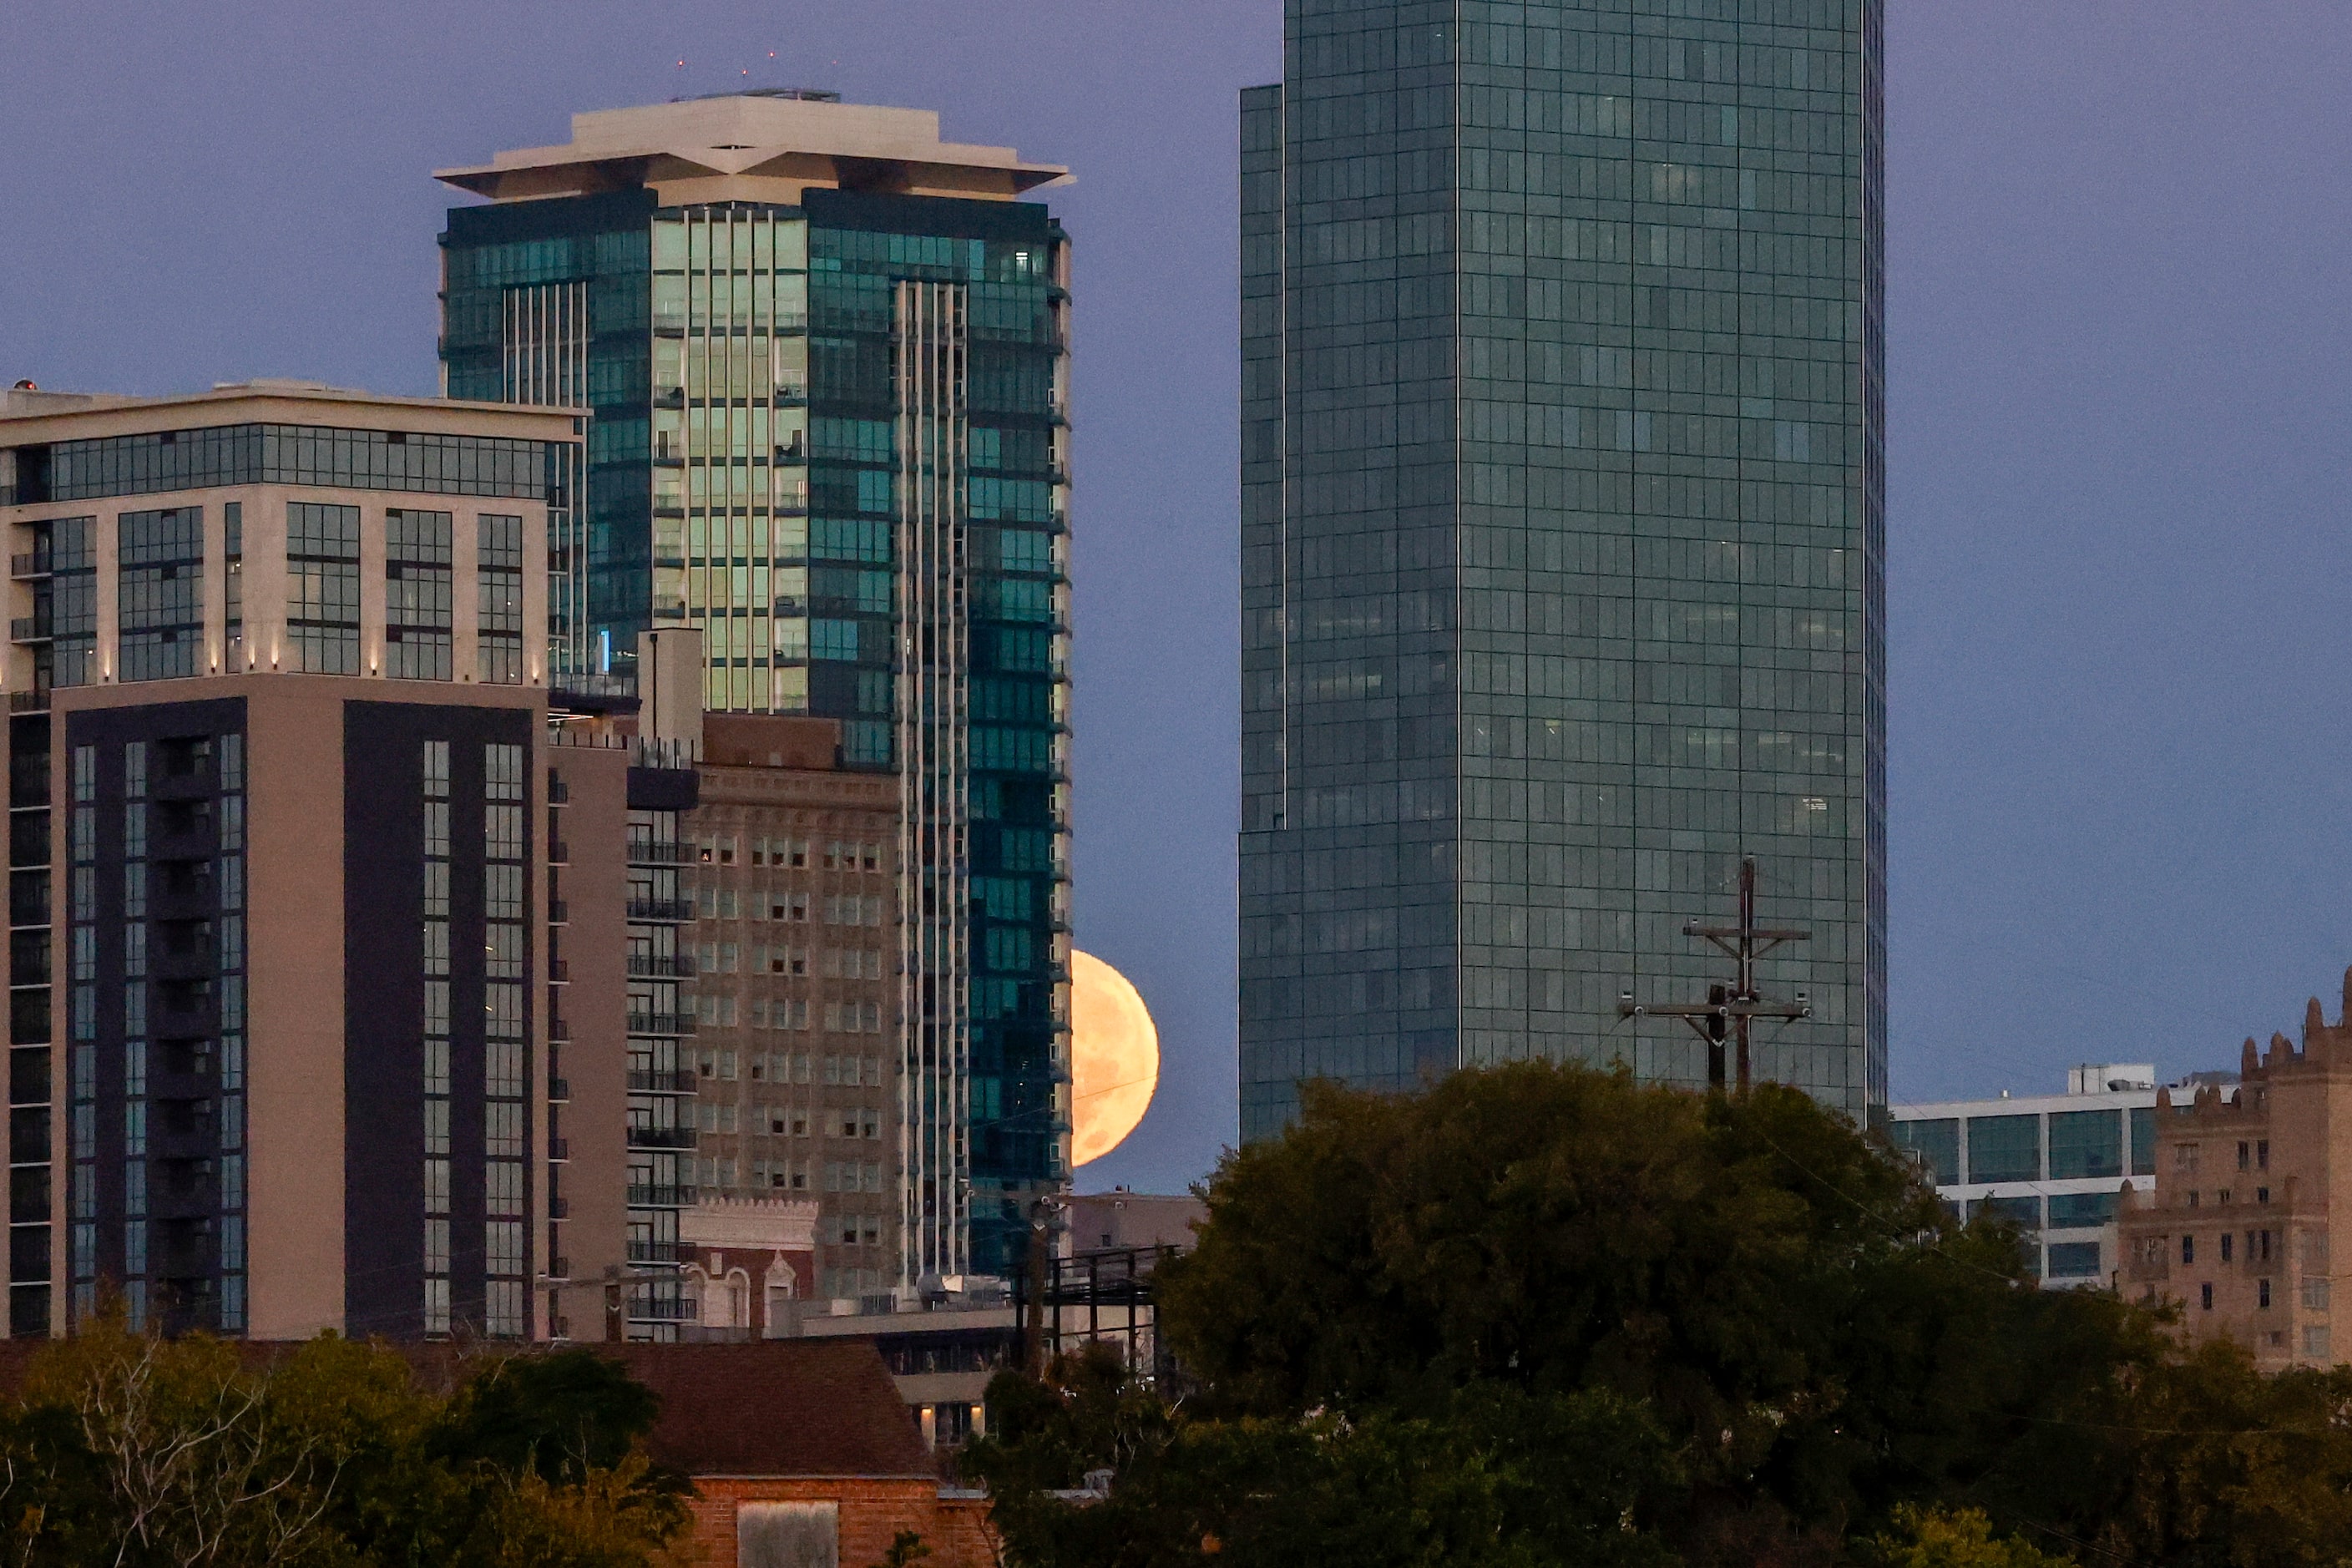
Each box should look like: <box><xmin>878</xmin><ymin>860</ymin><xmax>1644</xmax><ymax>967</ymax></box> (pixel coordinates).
<box><xmin>436</xmin><ymin>94</ymin><xmax>1069</xmax><ymax>205</ymax></box>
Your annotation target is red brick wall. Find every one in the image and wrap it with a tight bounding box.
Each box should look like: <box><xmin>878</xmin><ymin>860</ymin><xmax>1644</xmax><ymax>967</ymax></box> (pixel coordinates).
<box><xmin>681</xmin><ymin>1476</ymin><xmax>999</xmax><ymax>1568</ymax></box>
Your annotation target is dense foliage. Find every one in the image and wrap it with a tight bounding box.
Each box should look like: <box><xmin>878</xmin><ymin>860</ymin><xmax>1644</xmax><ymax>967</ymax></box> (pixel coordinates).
<box><xmin>965</xmin><ymin>1063</ymin><xmax>2352</xmax><ymax>1567</ymax></box>
<box><xmin>0</xmin><ymin>1323</ymin><xmax>686</xmax><ymax>1566</ymax></box>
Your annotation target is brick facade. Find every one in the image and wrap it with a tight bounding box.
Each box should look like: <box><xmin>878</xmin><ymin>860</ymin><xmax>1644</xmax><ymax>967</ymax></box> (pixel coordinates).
<box><xmin>2117</xmin><ymin>972</ymin><xmax>2352</xmax><ymax>1368</ymax></box>
<box><xmin>679</xmin><ymin>1477</ymin><xmax>996</xmax><ymax>1568</ymax></box>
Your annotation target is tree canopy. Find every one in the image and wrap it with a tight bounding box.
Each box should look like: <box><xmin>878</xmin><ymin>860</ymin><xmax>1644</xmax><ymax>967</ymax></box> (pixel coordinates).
<box><xmin>966</xmin><ymin>1063</ymin><xmax>2352</xmax><ymax>1567</ymax></box>
<box><xmin>0</xmin><ymin>1321</ymin><xmax>686</xmax><ymax>1567</ymax></box>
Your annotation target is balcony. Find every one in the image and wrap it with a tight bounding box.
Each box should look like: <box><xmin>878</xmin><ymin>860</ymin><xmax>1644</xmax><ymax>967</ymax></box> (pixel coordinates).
<box><xmin>548</xmin><ymin>1196</ymin><xmax>569</xmax><ymax>1220</ymax></box>
<box><xmin>547</xmin><ymin>1137</ymin><xmax>569</xmax><ymax>1161</ymax></box>
<box><xmin>8</xmin><ymin>620</ymin><xmax>48</xmax><ymax>645</ymax></box>
<box><xmin>8</xmin><ymin>556</ymin><xmax>48</xmax><ymax>581</ymax></box>
<box><xmin>547</xmin><ymin>960</ymin><xmax>569</xmax><ymax>984</ymax></box>
<box><xmin>625</xmin><ymin>1012</ymin><xmax>695</xmax><ymax>1038</ymax></box>
<box><xmin>625</xmin><ymin>899</ymin><xmax>694</xmax><ymax>925</ymax></box>
<box><xmin>8</xmin><ymin>692</ymin><xmax>48</xmax><ymax>716</ymax></box>
<box><xmin>625</xmin><ymin>841</ymin><xmax>696</xmax><ymax>866</ymax></box>
<box><xmin>627</xmin><ymin>1297</ymin><xmax>694</xmax><ymax>1322</ymax></box>
<box><xmin>547</xmin><ymin>1076</ymin><xmax>570</xmax><ymax>1103</ymax></box>
<box><xmin>625</xmin><ymin>1125</ymin><xmax>696</xmax><ymax>1151</ymax></box>
<box><xmin>547</xmin><ymin>899</ymin><xmax>568</xmax><ymax>925</ymax></box>
<box><xmin>546</xmin><ymin>1257</ymin><xmax>571</xmax><ymax>1282</ymax></box>
<box><xmin>547</xmin><ymin>840</ymin><xmax>569</xmax><ymax>865</ymax></box>
<box><xmin>627</xmin><ymin>1068</ymin><xmax>698</xmax><ymax>1094</ymax></box>
<box><xmin>625</xmin><ymin>953</ymin><xmax>695</xmax><ymax>979</ymax></box>
<box><xmin>627</xmin><ymin>1240</ymin><xmax>681</xmax><ymax>1264</ymax></box>
<box><xmin>547</xmin><ymin>1017</ymin><xmax>571</xmax><ymax>1044</ymax></box>
<box><xmin>625</xmin><ymin>1184</ymin><xmax>695</xmax><ymax>1207</ymax></box>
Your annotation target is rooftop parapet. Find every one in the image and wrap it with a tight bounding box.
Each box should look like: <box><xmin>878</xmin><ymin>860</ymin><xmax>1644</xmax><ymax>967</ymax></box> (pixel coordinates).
<box><xmin>436</xmin><ymin>94</ymin><xmax>1070</xmax><ymax>205</ymax></box>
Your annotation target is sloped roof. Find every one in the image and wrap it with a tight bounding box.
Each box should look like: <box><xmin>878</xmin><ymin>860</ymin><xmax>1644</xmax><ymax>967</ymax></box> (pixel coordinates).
<box><xmin>612</xmin><ymin>1339</ymin><xmax>933</xmax><ymax>1478</ymax></box>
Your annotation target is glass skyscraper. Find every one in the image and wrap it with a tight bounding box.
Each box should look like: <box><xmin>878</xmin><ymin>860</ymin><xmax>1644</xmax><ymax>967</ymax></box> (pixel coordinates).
<box><xmin>1240</xmin><ymin>3</ymin><xmax>1885</xmax><ymax>1137</ymax></box>
<box><xmin>438</xmin><ymin>94</ymin><xmax>1075</xmax><ymax>1278</ymax></box>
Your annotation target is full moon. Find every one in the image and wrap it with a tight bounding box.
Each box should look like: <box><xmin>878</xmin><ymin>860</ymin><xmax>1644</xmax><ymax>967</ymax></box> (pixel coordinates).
<box><xmin>1070</xmin><ymin>951</ymin><xmax>1159</xmax><ymax>1166</ymax></box>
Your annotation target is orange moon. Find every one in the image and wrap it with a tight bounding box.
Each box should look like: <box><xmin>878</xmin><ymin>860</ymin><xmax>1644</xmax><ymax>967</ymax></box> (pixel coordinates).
<box><xmin>1070</xmin><ymin>951</ymin><xmax>1159</xmax><ymax>1166</ymax></box>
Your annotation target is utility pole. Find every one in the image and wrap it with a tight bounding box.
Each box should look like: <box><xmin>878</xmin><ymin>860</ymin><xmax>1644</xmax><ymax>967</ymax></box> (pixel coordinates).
<box><xmin>1618</xmin><ymin>857</ymin><xmax>1810</xmax><ymax>1095</ymax></box>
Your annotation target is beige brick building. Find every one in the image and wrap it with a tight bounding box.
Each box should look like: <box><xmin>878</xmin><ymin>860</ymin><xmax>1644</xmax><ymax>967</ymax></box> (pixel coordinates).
<box><xmin>2117</xmin><ymin>973</ymin><xmax>2352</xmax><ymax>1368</ymax></box>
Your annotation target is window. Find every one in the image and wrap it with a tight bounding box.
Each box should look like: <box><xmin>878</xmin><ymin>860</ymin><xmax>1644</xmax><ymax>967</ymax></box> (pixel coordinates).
<box><xmin>2048</xmin><ymin>1191</ymin><xmax>2118</xmax><ymax>1230</ymax></box>
<box><xmin>1965</xmin><ymin>1115</ymin><xmax>2041</xmax><ymax>1185</ymax></box>
<box><xmin>2260</xmin><ymin>1278</ymin><xmax>2273</xmax><ymax>1310</ymax></box>
<box><xmin>384</xmin><ymin>508</ymin><xmax>453</xmax><ymax>680</ymax></box>
<box><xmin>2201</xmin><ymin>1282</ymin><xmax>2213</xmax><ymax>1311</ymax></box>
<box><xmin>2304</xmin><ymin>1277</ymin><xmax>2331</xmax><ymax>1312</ymax></box>
<box><xmin>287</xmin><ymin>502</ymin><xmax>360</xmax><ymax>674</ymax></box>
<box><xmin>2222</xmin><ymin>1233</ymin><xmax>2234</xmax><ymax>1264</ymax></box>
<box><xmin>2046</xmin><ymin>1242</ymin><xmax>2101</xmax><ymax>1279</ymax></box>
<box><xmin>2182</xmin><ymin>1235</ymin><xmax>2196</xmax><ymax>1266</ymax></box>
<box><xmin>2131</xmin><ymin>1107</ymin><xmax>2157</xmax><ymax>1176</ymax></box>
<box><xmin>2048</xmin><ymin>1110</ymin><xmax>2123</xmax><ymax>1180</ymax></box>
<box><xmin>1968</xmin><ymin>1195</ymin><xmax>2040</xmax><ymax>1232</ymax></box>
<box><xmin>479</xmin><ymin>514</ymin><xmax>524</xmax><ymax>682</ymax></box>
<box><xmin>2176</xmin><ymin>1143</ymin><xmax>2200</xmax><ymax>1174</ymax></box>
<box><xmin>2304</xmin><ymin>1326</ymin><xmax>2331</xmax><ymax>1360</ymax></box>
<box><xmin>1892</xmin><ymin>1121</ymin><xmax>1960</xmax><ymax>1186</ymax></box>
<box><xmin>117</xmin><ymin>507</ymin><xmax>203</xmax><ymax>681</ymax></box>
<box><xmin>2238</xmin><ymin>1141</ymin><xmax>2250</xmax><ymax>1173</ymax></box>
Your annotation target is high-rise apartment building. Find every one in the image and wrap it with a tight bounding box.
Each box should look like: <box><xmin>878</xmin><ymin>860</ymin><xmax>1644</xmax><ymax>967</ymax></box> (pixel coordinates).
<box><xmin>0</xmin><ymin>382</ymin><xmax>586</xmax><ymax>1339</ymax></box>
<box><xmin>1239</xmin><ymin>3</ymin><xmax>1886</xmax><ymax>1136</ymax></box>
<box><xmin>438</xmin><ymin>92</ymin><xmax>1077</xmax><ymax>1277</ymax></box>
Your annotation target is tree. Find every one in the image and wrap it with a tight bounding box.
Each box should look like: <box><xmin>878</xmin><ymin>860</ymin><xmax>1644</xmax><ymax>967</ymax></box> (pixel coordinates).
<box><xmin>960</xmin><ymin>1344</ymin><xmax>1681</xmax><ymax>1568</ymax></box>
<box><xmin>1151</xmin><ymin>1063</ymin><xmax>2158</xmax><ymax>1556</ymax></box>
<box><xmin>0</xmin><ymin>1326</ymin><xmax>688</xmax><ymax>1567</ymax></box>
<box><xmin>1867</xmin><ymin>1506</ymin><xmax>2075</xmax><ymax>1568</ymax></box>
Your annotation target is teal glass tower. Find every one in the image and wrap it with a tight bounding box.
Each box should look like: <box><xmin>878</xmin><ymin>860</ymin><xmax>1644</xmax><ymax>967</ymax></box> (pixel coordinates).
<box><xmin>1240</xmin><ymin>3</ymin><xmax>1886</xmax><ymax>1136</ymax></box>
<box><xmin>438</xmin><ymin>94</ymin><xmax>1075</xmax><ymax>1278</ymax></box>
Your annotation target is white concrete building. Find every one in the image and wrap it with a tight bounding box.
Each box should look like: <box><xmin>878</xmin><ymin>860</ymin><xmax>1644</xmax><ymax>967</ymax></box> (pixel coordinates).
<box><xmin>1891</xmin><ymin>1064</ymin><xmax>2165</xmax><ymax>1287</ymax></box>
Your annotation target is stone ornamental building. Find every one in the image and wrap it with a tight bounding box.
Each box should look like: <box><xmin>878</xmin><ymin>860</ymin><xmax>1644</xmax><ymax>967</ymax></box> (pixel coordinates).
<box><xmin>2117</xmin><ymin>972</ymin><xmax>2352</xmax><ymax>1368</ymax></box>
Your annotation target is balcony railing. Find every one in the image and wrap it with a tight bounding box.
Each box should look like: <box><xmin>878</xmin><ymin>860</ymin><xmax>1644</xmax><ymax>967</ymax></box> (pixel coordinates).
<box><xmin>8</xmin><ymin>555</ymin><xmax>48</xmax><ymax>580</ymax></box>
<box><xmin>625</xmin><ymin>953</ymin><xmax>696</xmax><ymax>979</ymax></box>
<box><xmin>627</xmin><ymin>1240</ymin><xmax>682</xmax><ymax>1264</ymax></box>
<box><xmin>625</xmin><ymin>1011</ymin><xmax>695</xmax><ymax>1038</ymax></box>
<box><xmin>625</xmin><ymin>841</ymin><xmax>697</xmax><ymax>866</ymax></box>
<box><xmin>547</xmin><ymin>960</ymin><xmax>569</xmax><ymax>984</ymax></box>
<box><xmin>547</xmin><ymin>840</ymin><xmax>569</xmax><ymax>865</ymax></box>
<box><xmin>625</xmin><ymin>1125</ymin><xmax>697</xmax><ymax>1151</ymax></box>
<box><xmin>547</xmin><ymin>1137</ymin><xmax>570</xmax><ymax>1161</ymax></box>
<box><xmin>624</xmin><ymin>899</ymin><xmax>694</xmax><ymax>923</ymax></box>
<box><xmin>627</xmin><ymin>1068</ymin><xmax>699</xmax><ymax>1094</ymax></box>
<box><xmin>8</xmin><ymin>620</ymin><xmax>49</xmax><ymax>645</ymax></box>
<box><xmin>625</xmin><ymin>1184</ymin><xmax>695</xmax><ymax>1207</ymax></box>
<box><xmin>548</xmin><ymin>1196</ymin><xmax>569</xmax><ymax>1220</ymax></box>
<box><xmin>547</xmin><ymin>899</ymin><xmax>569</xmax><ymax>925</ymax></box>
<box><xmin>547</xmin><ymin>1076</ymin><xmax>570</xmax><ymax>1102</ymax></box>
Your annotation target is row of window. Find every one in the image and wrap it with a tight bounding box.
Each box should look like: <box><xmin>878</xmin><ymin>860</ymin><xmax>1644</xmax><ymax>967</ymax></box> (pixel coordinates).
<box><xmin>698</xmin><ymin>837</ymin><xmax>884</xmax><ymax>871</ymax></box>
<box><xmin>1893</xmin><ymin>1108</ymin><xmax>2159</xmax><ymax>1187</ymax></box>
<box><xmin>692</xmin><ymin>1102</ymin><xmax>886</xmax><ymax>1140</ymax></box>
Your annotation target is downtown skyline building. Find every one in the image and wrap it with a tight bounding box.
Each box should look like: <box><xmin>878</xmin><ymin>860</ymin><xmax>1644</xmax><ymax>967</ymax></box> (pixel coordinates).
<box><xmin>436</xmin><ymin>93</ymin><xmax>1076</xmax><ymax>1281</ymax></box>
<box><xmin>1240</xmin><ymin>2</ymin><xmax>1887</xmax><ymax>1136</ymax></box>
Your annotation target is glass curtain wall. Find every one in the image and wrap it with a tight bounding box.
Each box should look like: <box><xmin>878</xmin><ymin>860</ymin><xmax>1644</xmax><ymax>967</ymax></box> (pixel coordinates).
<box><xmin>1242</xmin><ymin>1</ymin><xmax>1886</xmax><ymax>1135</ymax></box>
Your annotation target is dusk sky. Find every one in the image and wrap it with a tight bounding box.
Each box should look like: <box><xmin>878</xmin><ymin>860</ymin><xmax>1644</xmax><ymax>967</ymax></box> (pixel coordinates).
<box><xmin>5</xmin><ymin>3</ymin><xmax>2349</xmax><ymax>1191</ymax></box>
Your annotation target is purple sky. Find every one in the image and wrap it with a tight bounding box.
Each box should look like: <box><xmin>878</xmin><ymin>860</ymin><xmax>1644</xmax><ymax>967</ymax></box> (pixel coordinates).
<box><xmin>4</xmin><ymin>3</ymin><xmax>2349</xmax><ymax>1186</ymax></box>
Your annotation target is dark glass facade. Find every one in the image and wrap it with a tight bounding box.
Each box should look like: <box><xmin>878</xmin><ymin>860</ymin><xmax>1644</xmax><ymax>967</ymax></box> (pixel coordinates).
<box><xmin>440</xmin><ymin>180</ymin><xmax>1071</xmax><ymax>1281</ymax></box>
<box><xmin>1241</xmin><ymin>1</ymin><xmax>1886</xmax><ymax>1136</ymax></box>
<box><xmin>0</xmin><ymin>425</ymin><xmax>554</xmax><ymax>507</ymax></box>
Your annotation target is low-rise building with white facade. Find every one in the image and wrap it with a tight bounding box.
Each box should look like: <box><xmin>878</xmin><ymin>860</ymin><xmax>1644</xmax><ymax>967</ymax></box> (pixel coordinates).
<box><xmin>1891</xmin><ymin>1064</ymin><xmax>2165</xmax><ymax>1286</ymax></box>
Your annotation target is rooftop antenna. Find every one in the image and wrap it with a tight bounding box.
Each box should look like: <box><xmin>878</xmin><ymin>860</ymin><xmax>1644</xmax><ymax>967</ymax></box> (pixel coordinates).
<box><xmin>1616</xmin><ymin>857</ymin><xmax>1810</xmax><ymax>1095</ymax></box>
